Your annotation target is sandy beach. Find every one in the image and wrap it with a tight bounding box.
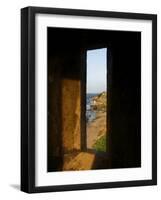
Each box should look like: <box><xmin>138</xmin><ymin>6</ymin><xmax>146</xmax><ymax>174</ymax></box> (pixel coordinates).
<box><xmin>87</xmin><ymin>111</ymin><xmax>106</xmax><ymax>149</ymax></box>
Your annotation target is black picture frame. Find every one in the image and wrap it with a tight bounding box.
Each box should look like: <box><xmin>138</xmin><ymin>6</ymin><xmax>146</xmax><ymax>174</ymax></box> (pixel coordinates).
<box><xmin>21</xmin><ymin>6</ymin><xmax>157</xmax><ymax>193</ymax></box>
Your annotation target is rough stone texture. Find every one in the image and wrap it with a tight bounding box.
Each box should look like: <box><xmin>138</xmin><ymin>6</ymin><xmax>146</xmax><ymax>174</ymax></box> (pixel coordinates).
<box><xmin>62</xmin><ymin>152</ymin><xmax>109</xmax><ymax>171</ymax></box>
<box><xmin>48</xmin><ymin>47</ymin><xmax>82</xmax><ymax>171</ymax></box>
<box><xmin>62</xmin><ymin>79</ymin><xmax>81</xmax><ymax>152</ymax></box>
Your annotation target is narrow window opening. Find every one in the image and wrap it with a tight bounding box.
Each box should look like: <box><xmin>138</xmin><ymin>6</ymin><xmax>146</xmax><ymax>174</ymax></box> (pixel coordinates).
<box><xmin>86</xmin><ymin>48</ymin><xmax>107</xmax><ymax>152</ymax></box>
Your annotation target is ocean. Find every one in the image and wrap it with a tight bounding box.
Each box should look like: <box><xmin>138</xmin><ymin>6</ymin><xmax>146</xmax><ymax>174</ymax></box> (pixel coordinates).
<box><xmin>86</xmin><ymin>93</ymin><xmax>98</xmax><ymax>123</ymax></box>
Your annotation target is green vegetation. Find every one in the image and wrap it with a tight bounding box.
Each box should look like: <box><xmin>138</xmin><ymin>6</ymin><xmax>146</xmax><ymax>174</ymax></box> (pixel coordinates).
<box><xmin>93</xmin><ymin>135</ymin><xmax>106</xmax><ymax>152</ymax></box>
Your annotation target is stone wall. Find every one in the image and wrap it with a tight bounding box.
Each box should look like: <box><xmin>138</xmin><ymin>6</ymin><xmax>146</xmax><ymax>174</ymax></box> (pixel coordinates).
<box><xmin>62</xmin><ymin>79</ymin><xmax>81</xmax><ymax>152</ymax></box>
<box><xmin>48</xmin><ymin>48</ymin><xmax>82</xmax><ymax>171</ymax></box>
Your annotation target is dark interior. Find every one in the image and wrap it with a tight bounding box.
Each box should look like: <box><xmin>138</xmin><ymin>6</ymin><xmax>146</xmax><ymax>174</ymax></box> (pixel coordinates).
<box><xmin>47</xmin><ymin>27</ymin><xmax>141</xmax><ymax>171</ymax></box>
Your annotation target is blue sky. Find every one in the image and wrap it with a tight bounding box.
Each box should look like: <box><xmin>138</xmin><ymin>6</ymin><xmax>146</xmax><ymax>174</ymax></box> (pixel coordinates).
<box><xmin>86</xmin><ymin>48</ymin><xmax>107</xmax><ymax>94</ymax></box>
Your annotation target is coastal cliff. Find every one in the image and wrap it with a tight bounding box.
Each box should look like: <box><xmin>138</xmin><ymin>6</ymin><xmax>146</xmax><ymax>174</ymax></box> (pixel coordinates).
<box><xmin>87</xmin><ymin>91</ymin><xmax>107</xmax><ymax>151</ymax></box>
<box><xmin>91</xmin><ymin>91</ymin><xmax>107</xmax><ymax>111</ymax></box>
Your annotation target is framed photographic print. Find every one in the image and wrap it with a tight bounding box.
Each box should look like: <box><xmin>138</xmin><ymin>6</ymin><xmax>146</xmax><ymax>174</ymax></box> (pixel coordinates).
<box><xmin>21</xmin><ymin>6</ymin><xmax>157</xmax><ymax>193</ymax></box>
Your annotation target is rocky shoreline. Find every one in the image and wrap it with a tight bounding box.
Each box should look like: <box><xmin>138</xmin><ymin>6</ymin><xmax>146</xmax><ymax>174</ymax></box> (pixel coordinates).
<box><xmin>86</xmin><ymin>92</ymin><xmax>107</xmax><ymax>150</ymax></box>
<box><xmin>91</xmin><ymin>91</ymin><xmax>106</xmax><ymax>111</ymax></box>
